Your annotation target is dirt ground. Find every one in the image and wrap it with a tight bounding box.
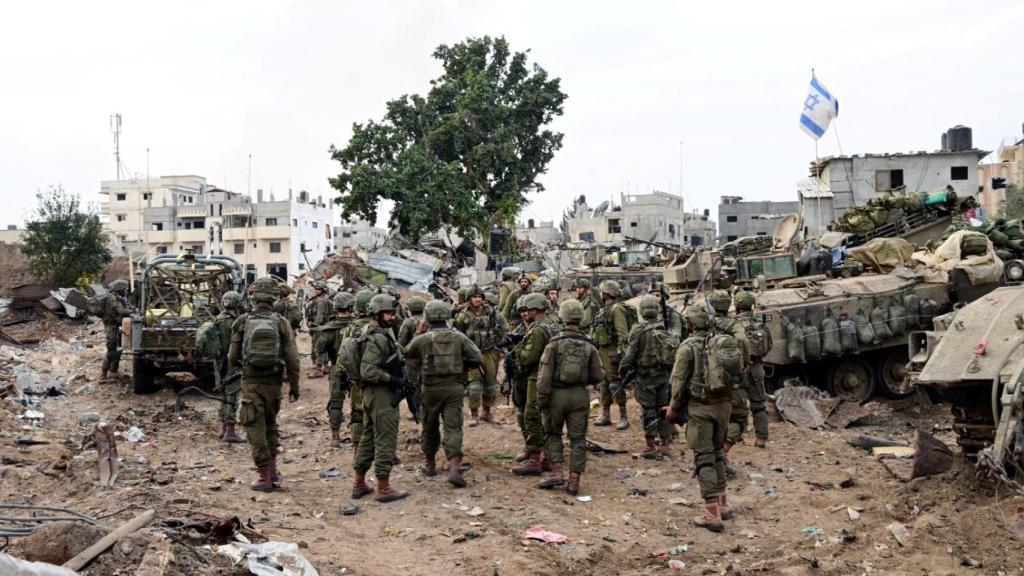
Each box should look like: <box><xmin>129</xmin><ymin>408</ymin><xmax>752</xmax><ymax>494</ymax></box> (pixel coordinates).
<box><xmin>3</xmin><ymin>321</ymin><xmax>1024</xmax><ymax>575</ymax></box>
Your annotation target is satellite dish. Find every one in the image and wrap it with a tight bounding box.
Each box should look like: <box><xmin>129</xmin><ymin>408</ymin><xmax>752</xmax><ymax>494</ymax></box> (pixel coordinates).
<box><xmin>592</xmin><ymin>201</ymin><xmax>609</xmax><ymax>217</ymax></box>
<box><xmin>772</xmin><ymin>213</ymin><xmax>801</xmax><ymax>250</ymax></box>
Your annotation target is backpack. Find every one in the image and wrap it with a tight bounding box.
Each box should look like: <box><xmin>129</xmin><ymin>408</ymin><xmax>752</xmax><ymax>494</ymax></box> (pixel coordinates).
<box><xmin>637</xmin><ymin>325</ymin><xmax>680</xmax><ymax>371</ymax></box>
<box><xmin>702</xmin><ymin>330</ymin><xmax>745</xmax><ymax>396</ymax></box>
<box><xmin>286</xmin><ymin>301</ymin><xmax>303</xmax><ymax>330</ymax></box>
<box><xmin>821</xmin><ymin>314</ymin><xmax>841</xmax><ymax>355</ymax></box>
<box><xmin>870</xmin><ymin>304</ymin><xmax>893</xmax><ymax>341</ymax></box>
<box><xmin>786</xmin><ymin>320</ymin><xmax>805</xmax><ymax>362</ymax></box>
<box><xmin>743</xmin><ymin>316</ymin><xmax>773</xmax><ymax>358</ymax></box>
<box><xmin>549</xmin><ymin>334</ymin><xmax>593</xmax><ymax>385</ymax></box>
<box><xmin>617</xmin><ymin>302</ymin><xmax>639</xmax><ymax>332</ymax></box>
<box><xmin>196</xmin><ymin>318</ymin><xmax>225</xmax><ymax>360</ymax></box>
<box><xmin>336</xmin><ymin>323</ymin><xmax>369</xmax><ymax>384</ymax></box>
<box><xmin>242</xmin><ymin>312</ymin><xmax>282</xmax><ymax>369</ymax></box>
<box><xmin>803</xmin><ymin>321</ymin><xmax>821</xmax><ymax>360</ymax></box>
<box><xmin>839</xmin><ymin>318</ymin><xmax>858</xmax><ymax>352</ymax></box>
<box><xmin>421</xmin><ymin>330</ymin><xmax>465</xmax><ymax>377</ymax></box>
<box><xmin>854</xmin><ymin>310</ymin><xmax>877</xmax><ymax>345</ymax></box>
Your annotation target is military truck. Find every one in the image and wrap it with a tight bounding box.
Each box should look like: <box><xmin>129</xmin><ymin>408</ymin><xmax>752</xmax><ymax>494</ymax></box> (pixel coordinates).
<box><xmin>123</xmin><ymin>254</ymin><xmax>244</xmax><ymax>394</ymax></box>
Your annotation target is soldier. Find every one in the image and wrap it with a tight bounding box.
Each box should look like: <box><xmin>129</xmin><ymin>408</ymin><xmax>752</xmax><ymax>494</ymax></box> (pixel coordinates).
<box><xmin>650</xmin><ymin>282</ymin><xmax>684</xmax><ymax>337</ymax></box>
<box><xmin>100</xmin><ymin>280</ymin><xmax>132</xmax><ymax>381</ymax></box>
<box><xmin>591</xmin><ymin>280</ymin><xmax>632</xmax><ymax>430</ymax></box>
<box><xmin>346</xmin><ymin>288</ymin><xmax>376</xmax><ymax>455</ymax></box>
<box><xmin>620</xmin><ymin>295</ymin><xmax>678</xmax><ymax>459</ymax></box>
<box><xmin>214</xmin><ymin>291</ymin><xmax>245</xmax><ymax>443</ymax></box>
<box><xmin>406</xmin><ymin>300</ymin><xmax>482</xmax><ymax>488</ymax></box>
<box><xmin>456</xmin><ymin>286</ymin><xmax>508</xmax><ymax>426</ymax></box>
<box><xmin>536</xmin><ymin>300</ymin><xmax>604</xmax><ymax>495</ymax></box>
<box><xmin>503</xmin><ymin>274</ymin><xmax>533</xmax><ymax>326</ymax></box>
<box><xmin>735</xmin><ymin>291</ymin><xmax>771</xmax><ymax>448</ymax></box>
<box><xmin>572</xmin><ymin>278</ymin><xmax>597</xmax><ymax>331</ymax></box>
<box><xmin>708</xmin><ymin>290</ymin><xmax>751</xmax><ymax>464</ymax></box>
<box><xmin>665</xmin><ymin>305</ymin><xmax>731</xmax><ymax>532</ymax></box>
<box><xmin>542</xmin><ymin>283</ymin><xmax>562</xmax><ymax>326</ymax></box>
<box><xmin>351</xmin><ymin>294</ymin><xmax>409</xmax><ymax>503</ymax></box>
<box><xmin>273</xmin><ymin>284</ymin><xmax>303</xmax><ymax>332</ymax></box>
<box><xmin>497</xmin><ymin>267</ymin><xmax>520</xmax><ymax>312</ymax></box>
<box><xmin>398</xmin><ymin>296</ymin><xmax>427</xmax><ymax>347</ymax></box>
<box><xmin>319</xmin><ymin>292</ymin><xmax>355</xmax><ymax>448</ymax></box>
<box><xmin>508</xmin><ymin>297</ymin><xmax>531</xmax><ymax>461</ymax></box>
<box><xmin>305</xmin><ymin>282</ymin><xmax>332</xmax><ymax>376</ymax></box>
<box><xmin>511</xmin><ymin>293</ymin><xmax>558</xmax><ymax>476</ymax></box>
<box><xmin>227</xmin><ymin>278</ymin><xmax>301</xmax><ymax>492</ymax></box>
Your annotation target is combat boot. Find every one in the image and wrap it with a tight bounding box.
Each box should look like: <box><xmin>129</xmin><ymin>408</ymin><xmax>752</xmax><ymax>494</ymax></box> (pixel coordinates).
<box><xmin>480</xmin><ymin>407</ymin><xmax>495</xmax><ymax>424</ymax></box>
<box><xmin>538</xmin><ymin>462</ymin><xmax>566</xmax><ymax>489</ymax></box>
<box><xmin>593</xmin><ymin>406</ymin><xmax>612</xmax><ymax>426</ymax></box>
<box><xmin>717</xmin><ymin>490</ymin><xmax>734</xmax><ymax>520</ymax></box>
<box><xmin>511</xmin><ymin>452</ymin><xmax>542</xmax><ymax>476</ymax></box>
<box><xmin>694</xmin><ymin>497</ymin><xmax>725</xmax><ymax>532</ymax></box>
<box><xmin>541</xmin><ymin>455</ymin><xmax>552</xmax><ymax>473</ymax></box>
<box><xmin>755</xmin><ymin>437</ymin><xmax>767</xmax><ymax>449</ymax></box>
<box><xmin>469</xmin><ymin>408</ymin><xmax>480</xmax><ymax>427</ymax></box>
<box><xmin>270</xmin><ymin>454</ymin><xmax>282</xmax><ymax>484</ymax></box>
<box><xmin>249</xmin><ymin>463</ymin><xmax>274</xmax><ymax>493</ymax></box>
<box><xmin>101</xmin><ymin>368</ymin><xmax>109</xmax><ymax>381</ymax></box>
<box><xmin>447</xmin><ymin>457</ymin><xmax>467</xmax><ymax>488</ymax></box>
<box><xmin>330</xmin><ymin>428</ymin><xmax>342</xmax><ymax>448</ymax></box>
<box><xmin>639</xmin><ymin>437</ymin><xmax>660</xmax><ymax>460</ymax></box>
<box><xmin>514</xmin><ymin>451</ymin><xmax>529</xmax><ymax>462</ymax></box>
<box><xmin>222</xmin><ymin>424</ymin><xmax>245</xmax><ymax>444</ymax></box>
<box><xmin>421</xmin><ymin>453</ymin><xmax>438</xmax><ymax>477</ymax></box>
<box><xmin>566</xmin><ymin>471</ymin><xmax>582</xmax><ymax>496</ymax></box>
<box><xmin>658</xmin><ymin>436</ymin><xmax>675</xmax><ymax>460</ymax></box>
<box><xmin>374</xmin><ymin>474</ymin><xmax>409</xmax><ymax>503</ymax></box>
<box><xmin>615</xmin><ymin>405</ymin><xmax>630</xmax><ymax>430</ymax></box>
<box><xmin>351</xmin><ymin>470</ymin><xmax>373</xmax><ymax>499</ymax></box>
<box><xmin>218</xmin><ymin>423</ymin><xmax>226</xmax><ymax>441</ymax></box>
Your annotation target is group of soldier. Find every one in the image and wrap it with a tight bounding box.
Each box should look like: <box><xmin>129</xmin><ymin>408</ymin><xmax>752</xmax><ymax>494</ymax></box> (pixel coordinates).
<box><xmin>98</xmin><ymin>267</ymin><xmax>773</xmax><ymax>532</ymax></box>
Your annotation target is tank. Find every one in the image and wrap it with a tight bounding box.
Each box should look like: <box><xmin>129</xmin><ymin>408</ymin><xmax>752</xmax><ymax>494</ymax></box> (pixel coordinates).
<box><xmin>909</xmin><ymin>285</ymin><xmax>1024</xmax><ymax>456</ymax></box>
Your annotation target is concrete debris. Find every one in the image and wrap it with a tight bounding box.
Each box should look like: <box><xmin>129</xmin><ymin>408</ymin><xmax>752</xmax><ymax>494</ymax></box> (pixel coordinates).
<box><xmin>774</xmin><ymin>385</ymin><xmax>837</xmax><ymax>429</ymax></box>
<box><xmin>0</xmin><ymin>553</ymin><xmax>79</xmax><ymax>576</ymax></box>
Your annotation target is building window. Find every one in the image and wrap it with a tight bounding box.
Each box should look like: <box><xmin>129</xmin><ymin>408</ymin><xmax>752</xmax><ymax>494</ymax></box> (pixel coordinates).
<box><xmin>726</xmin><ymin>215</ymin><xmax>738</xmax><ymax>223</ymax></box>
<box><xmin>191</xmin><ymin>244</ymin><xmax>203</xmax><ymax>254</ymax></box>
<box><xmin>115</xmin><ymin>193</ymin><xmax>126</xmax><ymax>201</ymax></box>
<box><xmin>726</xmin><ymin>235</ymin><xmax>738</xmax><ymax>241</ymax></box>
<box><xmin>757</xmin><ymin>232</ymin><xmax>767</xmax><ymax>236</ymax></box>
<box><xmin>342</xmin><ymin>232</ymin><xmax>351</xmax><ymax>238</ymax></box>
<box><xmin>579</xmin><ymin>231</ymin><xmax>595</xmax><ymax>242</ymax></box>
<box><xmin>192</xmin><ymin>220</ymin><xmax>205</xmax><ymax>229</ymax></box>
<box><xmin>156</xmin><ymin>246</ymin><xmax>168</xmax><ymax>254</ymax></box>
<box><xmin>269</xmin><ymin>242</ymin><xmax>281</xmax><ymax>253</ymax></box>
<box><xmin>300</xmin><ymin>242</ymin><xmax>306</xmax><ymax>252</ymax></box>
<box><xmin>311</xmin><ymin>221</ymin><xmax>318</xmax><ymax>229</ymax></box>
<box><xmin>951</xmin><ymin>166</ymin><xmax>968</xmax><ymax>180</ymax></box>
<box><xmin>116</xmin><ymin>214</ymin><xmax>126</xmax><ymax>222</ymax></box>
<box><xmin>233</xmin><ymin>243</ymin><xmax>244</xmax><ymax>254</ymax></box>
<box><xmin>874</xmin><ymin>169</ymin><xmax>904</xmax><ymax>191</ymax></box>
<box><xmin>750</xmin><ymin>215</ymin><xmax>759</xmax><ymax>220</ymax></box>
<box><xmin>143</xmin><ymin>192</ymin><xmax>152</xmax><ymax>201</ymax></box>
<box><xmin>292</xmin><ymin>218</ymin><xmax>298</xmax><ymax>227</ymax></box>
<box><xmin>630</xmin><ymin>222</ymin><xmax>638</xmax><ymax>228</ymax></box>
<box><xmin>266</xmin><ymin>218</ymin><xmax>278</xmax><ymax>226</ymax></box>
<box><xmin>152</xmin><ymin>223</ymin><xmax>163</xmax><ymax>231</ymax></box>
<box><xmin>607</xmin><ymin>219</ymin><xmax>621</xmax><ymax>234</ymax></box>
<box><xmin>298</xmin><ymin>263</ymin><xmax>305</xmax><ymax>271</ymax></box>
<box><xmin>351</xmin><ymin>230</ymin><xmax>357</xmax><ymax>235</ymax></box>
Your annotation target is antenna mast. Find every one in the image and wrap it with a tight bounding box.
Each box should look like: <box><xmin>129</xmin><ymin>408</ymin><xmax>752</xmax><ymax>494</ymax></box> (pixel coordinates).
<box><xmin>110</xmin><ymin>114</ymin><xmax>122</xmax><ymax>180</ymax></box>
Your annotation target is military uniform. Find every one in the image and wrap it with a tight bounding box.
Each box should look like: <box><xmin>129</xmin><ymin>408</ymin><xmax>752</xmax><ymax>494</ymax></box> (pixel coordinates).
<box><xmin>715</xmin><ymin>315</ymin><xmax>751</xmax><ymax>447</ymax></box>
<box><xmin>620</xmin><ymin>315</ymin><xmax>675</xmax><ymax>457</ymax></box>
<box><xmin>213</xmin><ymin>309</ymin><xmax>242</xmax><ymax>430</ymax></box>
<box><xmin>100</xmin><ymin>283</ymin><xmax>131</xmax><ymax>377</ymax></box>
<box><xmin>406</xmin><ymin>301</ymin><xmax>482</xmax><ymax>487</ymax></box>
<box><xmin>398</xmin><ymin>312</ymin><xmax>423</xmax><ymax>347</ymax></box>
<box><xmin>227</xmin><ymin>281</ymin><xmax>301</xmax><ymax>492</ymax></box>
<box><xmin>353</xmin><ymin>324</ymin><xmax>402</xmax><ymax>480</ymax></box>
<box><xmin>590</xmin><ymin>288</ymin><xmax>631</xmax><ymax>428</ymax></box>
<box><xmin>536</xmin><ymin>305</ymin><xmax>604</xmax><ymax>494</ymax></box>
<box><xmin>512</xmin><ymin>293</ymin><xmax>558</xmax><ymax>475</ymax></box>
<box><xmin>503</xmin><ymin>286</ymin><xmax>531</xmax><ymax>327</ymax></box>
<box><xmin>318</xmin><ymin>315</ymin><xmax>352</xmax><ymax>440</ymax></box>
<box><xmin>736</xmin><ymin>291</ymin><xmax>770</xmax><ymax>447</ymax></box>
<box><xmin>456</xmin><ymin>302</ymin><xmax>508</xmax><ymax>421</ymax></box>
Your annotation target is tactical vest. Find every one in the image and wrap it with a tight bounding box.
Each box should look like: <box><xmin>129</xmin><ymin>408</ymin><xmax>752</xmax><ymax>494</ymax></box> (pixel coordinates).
<box><xmin>420</xmin><ymin>329</ymin><xmax>465</xmax><ymax>378</ymax></box>
<box><xmin>548</xmin><ymin>333</ymin><xmax>593</xmax><ymax>387</ymax></box>
<box><xmin>464</xmin><ymin>307</ymin><xmax>501</xmax><ymax>350</ymax></box>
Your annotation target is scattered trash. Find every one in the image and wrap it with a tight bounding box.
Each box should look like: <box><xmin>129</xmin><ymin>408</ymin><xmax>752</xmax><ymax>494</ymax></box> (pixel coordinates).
<box><xmin>491</xmin><ymin>453</ymin><xmax>516</xmax><ymax>461</ymax></box>
<box><xmin>961</xmin><ymin>558</ymin><xmax>982</xmax><ymax>569</ymax></box>
<box><xmin>318</xmin><ymin>468</ymin><xmax>342</xmax><ymax>478</ymax></box>
<box><xmin>667</xmin><ymin>559</ymin><xmax>686</xmax><ymax>570</ymax></box>
<box><xmin>342</xmin><ymin>505</ymin><xmax>358</xmax><ymax>516</ymax></box>
<box><xmin>774</xmin><ymin>385</ymin><xmax>837</xmax><ymax>428</ymax></box>
<box><xmin>217</xmin><ymin>540</ymin><xmax>319</xmax><ymax>576</ymax></box>
<box><xmin>801</xmin><ymin>525</ymin><xmax>824</xmax><ymax>538</ymax></box>
<box><xmin>524</xmin><ymin>527</ymin><xmax>568</xmax><ymax>544</ymax></box>
<box><xmin>739</xmin><ymin>529</ymin><xmax>757</xmax><ymax>539</ymax></box>
<box><xmin>668</xmin><ymin>498</ymin><xmax>691</xmax><ymax>506</ymax></box>
<box><xmin>667</xmin><ymin>544</ymin><xmax>688</xmax><ymax>554</ymax></box>
<box><xmin>629</xmin><ymin>488</ymin><xmax>648</xmax><ymax>497</ymax></box>
<box><xmin>667</xmin><ymin>482</ymin><xmax>683</xmax><ymax>491</ymax></box>
<box><xmin>586</xmin><ymin>439</ymin><xmax>627</xmax><ymax>454</ymax></box>
<box><xmin>806</xmin><ymin>481</ymin><xmax>833</xmax><ymax>491</ymax></box>
<box><xmin>747</xmin><ymin>472</ymin><xmax>764</xmax><ymax>480</ymax></box>
<box><xmin>467</xmin><ymin>506</ymin><xmax>485</xmax><ymax>517</ymax></box>
<box><xmin>764</xmin><ymin>487</ymin><xmax>777</xmax><ymax>495</ymax></box>
<box><xmin>95</xmin><ymin>422</ymin><xmax>118</xmax><ymax>487</ymax></box>
<box><xmin>847</xmin><ymin>434</ymin><xmax>909</xmax><ymax>449</ymax></box>
<box><xmin>453</xmin><ymin>531</ymin><xmax>484</xmax><ymax>543</ymax></box>
<box><xmin>18</xmin><ymin>409</ymin><xmax>45</xmax><ymax>420</ymax></box>
<box><xmin>887</xmin><ymin>521</ymin><xmax>909</xmax><ymax>546</ymax></box>
<box><xmin>576</xmin><ymin>496</ymin><xmax>592</xmax><ymax>502</ymax></box>
<box><xmin>15</xmin><ymin>436</ymin><xmax>50</xmax><ymax>446</ymax></box>
<box><xmin>847</xmin><ymin>507</ymin><xmax>860</xmax><ymax>521</ymax></box>
<box><xmin>615</xmin><ymin>473</ymin><xmax>631</xmax><ymax>482</ymax></box>
<box><xmin>124</xmin><ymin>426</ymin><xmax>145</xmax><ymax>444</ymax></box>
<box><xmin>839</xmin><ymin>477</ymin><xmax>857</xmax><ymax>489</ymax></box>
<box><xmin>0</xmin><ymin>552</ymin><xmax>78</xmax><ymax>576</ymax></box>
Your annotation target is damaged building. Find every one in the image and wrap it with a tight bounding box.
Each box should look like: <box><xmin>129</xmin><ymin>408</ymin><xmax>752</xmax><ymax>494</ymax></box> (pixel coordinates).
<box><xmin>717</xmin><ymin>196</ymin><xmax>800</xmax><ymax>242</ymax></box>
<box><xmin>564</xmin><ymin>190</ymin><xmax>715</xmax><ymax>248</ymax></box>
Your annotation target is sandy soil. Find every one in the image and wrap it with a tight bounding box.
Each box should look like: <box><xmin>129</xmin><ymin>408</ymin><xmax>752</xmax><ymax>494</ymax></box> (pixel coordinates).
<box><xmin>2</xmin><ymin>321</ymin><xmax>1023</xmax><ymax>575</ymax></box>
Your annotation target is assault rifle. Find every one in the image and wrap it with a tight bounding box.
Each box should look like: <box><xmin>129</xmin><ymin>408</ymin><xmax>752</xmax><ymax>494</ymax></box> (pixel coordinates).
<box><xmin>610</xmin><ymin>367</ymin><xmax>637</xmax><ymax>397</ymax></box>
<box><xmin>500</xmin><ymin>350</ymin><xmax>517</xmax><ymax>405</ymax></box>
<box><xmin>384</xmin><ymin>352</ymin><xmax>420</xmax><ymax>424</ymax></box>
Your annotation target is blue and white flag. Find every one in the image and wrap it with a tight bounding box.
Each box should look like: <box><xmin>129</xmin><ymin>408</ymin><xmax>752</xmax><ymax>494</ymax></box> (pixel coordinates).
<box><xmin>799</xmin><ymin>74</ymin><xmax>838</xmax><ymax>140</ymax></box>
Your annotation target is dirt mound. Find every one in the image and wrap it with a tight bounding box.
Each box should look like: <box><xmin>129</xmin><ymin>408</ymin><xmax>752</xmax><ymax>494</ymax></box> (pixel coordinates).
<box><xmin>0</xmin><ymin>242</ymin><xmax>36</xmax><ymax>297</ymax></box>
<box><xmin>17</xmin><ymin>522</ymin><xmax>108</xmax><ymax>565</ymax></box>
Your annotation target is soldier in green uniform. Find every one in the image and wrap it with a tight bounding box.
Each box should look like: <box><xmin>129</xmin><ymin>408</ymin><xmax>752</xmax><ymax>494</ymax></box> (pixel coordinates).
<box><xmin>708</xmin><ymin>290</ymin><xmax>751</xmax><ymax>462</ymax></box>
<box><xmin>511</xmin><ymin>293</ymin><xmax>558</xmax><ymax>476</ymax></box>
<box><xmin>273</xmin><ymin>284</ymin><xmax>303</xmax><ymax>332</ymax></box>
<box><xmin>536</xmin><ymin>300</ymin><xmax>605</xmax><ymax>495</ymax></box>
<box><xmin>735</xmin><ymin>290</ymin><xmax>771</xmax><ymax>448</ymax></box>
<box><xmin>214</xmin><ymin>291</ymin><xmax>245</xmax><ymax>443</ymax></box>
<box><xmin>100</xmin><ymin>280</ymin><xmax>132</xmax><ymax>380</ymax></box>
<box><xmin>620</xmin><ymin>295</ymin><xmax>678</xmax><ymax>459</ymax></box>
<box><xmin>502</xmin><ymin>274</ymin><xmax>533</xmax><ymax>327</ymax></box>
<box><xmin>665</xmin><ymin>305</ymin><xmax>730</xmax><ymax>532</ymax></box>
<box><xmin>318</xmin><ymin>292</ymin><xmax>355</xmax><ymax>448</ymax></box>
<box><xmin>345</xmin><ymin>288</ymin><xmax>376</xmax><ymax>455</ymax></box>
<box><xmin>572</xmin><ymin>278</ymin><xmax>597</xmax><ymax>332</ymax></box>
<box><xmin>650</xmin><ymin>282</ymin><xmax>684</xmax><ymax>337</ymax></box>
<box><xmin>351</xmin><ymin>294</ymin><xmax>409</xmax><ymax>503</ymax></box>
<box><xmin>227</xmin><ymin>278</ymin><xmax>301</xmax><ymax>492</ymax></box>
<box><xmin>305</xmin><ymin>282</ymin><xmax>332</xmax><ymax>377</ymax></box>
<box><xmin>497</xmin><ymin>267</ymin><xmax>520</xmax><ymax>319</ymax></box>
<box><xmin>508</xmin><ymin>297</ymin><xmax>531</xmax><ymax>462</ymax></box>
<box><xmin>398</xmin><ymin>296</ymin><xmax>427</xmax><ymax>347</ymax></box>
<box><xmin>455</xmin><ymin>287</ymin><xmax>508</xmax><ymax>426</ymax></box>
<box><xmin>406</xmin><ymin>300</ymin><xmax>482</xmax><ymax>488</ymax></box>
<box><xmin>543</xmin><ymin>283</ymin><xmax>561</xmax><ymax>318</ymax></box>
<box><xmin>591</xmin><ymin>280</ymin><xmax>632</xmax><ymax>430</ymax></box>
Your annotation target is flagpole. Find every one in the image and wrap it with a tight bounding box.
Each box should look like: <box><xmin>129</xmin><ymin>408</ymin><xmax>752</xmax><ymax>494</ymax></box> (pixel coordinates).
<box><xmin>815</xmin><ymin>139</ymin><xmax>822</xmax><ymax>239</ymax></box>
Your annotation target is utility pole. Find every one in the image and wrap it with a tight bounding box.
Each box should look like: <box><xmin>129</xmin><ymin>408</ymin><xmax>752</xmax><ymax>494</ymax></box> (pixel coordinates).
<box><xmin>679</xmin><ymin>140</ymin><xmax>685</xmax><ymax>246</ymax></box>
<box><xmin>110</xmin><ymin>114</ymin><xmax>122</xmax><ymax>180</ymax></box>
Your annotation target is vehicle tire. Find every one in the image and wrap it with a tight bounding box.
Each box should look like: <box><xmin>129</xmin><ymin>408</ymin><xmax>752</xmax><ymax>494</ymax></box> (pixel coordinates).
<box><xmin>876</xmin><ymin>348</ymin><xmax>914</xmax><ymax>398</ymax></box>
<box><xmin>1005</xmin><ymin>259</ymin><xmax>1024</xmax><ymax>283</ymax></box>
<box><xmin>132</xmin><ymin>355</ymin><xmax>157</xmax><ymax>395</ymax></box>
<box><xmin>829</xmin><ymin>357</ymin><xmax>875</xmax><ymax>403</ymax></box>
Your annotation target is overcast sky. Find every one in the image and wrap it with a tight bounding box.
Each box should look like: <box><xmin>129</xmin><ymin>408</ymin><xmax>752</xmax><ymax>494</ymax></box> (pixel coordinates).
<box><xmin>2</xmin><ymin>1</ymin><xmax>1022</xmax><ymax>230</ymax></box>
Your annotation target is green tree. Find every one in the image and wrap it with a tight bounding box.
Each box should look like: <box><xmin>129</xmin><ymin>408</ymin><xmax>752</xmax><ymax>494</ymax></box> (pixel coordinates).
<box><xmin>1001</xmin><ymin>184</ymin><xmax>1024</xmax><ymax>219</ymax></box>
<box><xmin>328</xmin><ymin>36</ymin><xmax>567</xmax><ymax>245</ymax></box>
<box><xmin>20</xmin><ymin>186</ymin><xmax>111</xmax><ymax>286</ymax></box>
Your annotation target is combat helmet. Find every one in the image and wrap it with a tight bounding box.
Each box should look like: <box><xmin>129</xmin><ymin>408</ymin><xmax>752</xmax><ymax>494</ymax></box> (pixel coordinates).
<box><xmin>559</xmin><ymin>299</ymin><xmax>584</xmax><ymax>324</ymax></box>
<box><xmin>250</xmin><ymin>277</ymin><xmax>280</xmax><ymax>303</ymax></box>
<box><xmin>354</xmin><ymin>288</ymin><xmax>375</xmax><ymax>315</ymax></box>
<box><xmin>683</xmin><ymin>304</ymin><xmax>711</xmax><ymax>330</ymax></box>
<box><xmin>368</xmin><ymin>294</ymin><xmax>397</xmax><ymax>315</ymax></box>
<box><xmin>333</xmin><ymin>291</ymin><xmax>355</xmax><ymax>311</ymax></box>
<box><xmin>221</xmin><ymin>290</ymin><xmax>243</xmax><ymax>309</ymax></box>
<box><xmin>278</xmin><ymin>284</ymin><xmax>292</xmax><ymax>297</ymax></box>
<box><xmin>406</xmin><ymin>296</ymin><xmax>426</xmax><ymax>314</ymax></box>
<box><xmin>424</xmin><ymin>300</ymin><xmax>450</xmax><ymax>323</ymax></box>
<box><xmin>734</xmin><ymin>290</ymin><xmax>756</xmax><ymax>311</ymax></box>
<box><xmin>598</xmin><ymin>280</ymin><xmax>621</xmax><ymax>299</ymax></box>
<box><xmin>524</xmin><ymin>292</ymin><xmax>549</xmax><ymax>312</ymax></box>
<box><xmin>109</xmin><ymin>279</ymin><xmax>129</xmax><ymax>294</ymax></box>
<box><xmin>639</xmin><ymin>295</ymin><xmax>660</xmax><ymax>320</ymax></box>
<box><xmin>501</xmin><ymin>267</ymin><xmax>521</xmax><ymax>280</ymax></box>
<box><xmin>707</xmin><ymin>290</ymin><xmax>732</xmax><ymax>315</ymax></box>
<box><xmin>573</xmin><ymin>277</ymin><xmax>591</xmax><ymax>290</ymax></box>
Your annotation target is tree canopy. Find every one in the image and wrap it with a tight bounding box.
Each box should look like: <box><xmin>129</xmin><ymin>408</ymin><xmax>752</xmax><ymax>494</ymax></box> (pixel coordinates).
<box><xmin>1001</xmin><ymin>184</ymin><xmax>1024</xmax><ymax>219</ymax></box>
<box><xmin>20</xmin><ymin>186</ymin><xmax>111</xmax><ymax>286</ymax></box>
<box><xmin>328</xmin><ymin>36</ymin><xmax>567</xmax><ymax>244</ymax></box>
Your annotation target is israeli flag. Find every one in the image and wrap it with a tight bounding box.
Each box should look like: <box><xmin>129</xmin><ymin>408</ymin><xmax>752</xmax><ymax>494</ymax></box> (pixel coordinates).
<box><xmin>799</xmin><ymin>74</ymin><xmax>838</xmax><ymax>140</ymax></box>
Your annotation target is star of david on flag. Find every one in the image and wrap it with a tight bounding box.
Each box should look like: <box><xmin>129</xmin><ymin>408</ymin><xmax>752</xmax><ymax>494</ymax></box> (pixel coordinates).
<box><xmin>799</xmin><ymin>73</ymin><xmax>838</xmax><ymax>141</ymax></box>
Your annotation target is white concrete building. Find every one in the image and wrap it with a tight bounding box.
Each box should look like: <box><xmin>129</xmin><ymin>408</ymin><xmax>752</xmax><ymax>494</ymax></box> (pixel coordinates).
<box><xmin>334</xmin><ymin>216</ymin><xmax>387</xmax><ymax>250</ymax></box>
<box><xmin>100</xmin><ymin>175</ymin><xmax>334</xmax><ymax>282</ymax></box>
<box><xmin>566</xmin><ymin>191</ymin><xmax>715</xmax><ymax>247</ymax></box>
<box><xmin>515</xmin><ymin>219</ymin><xmax>561</xmax><ymax>245</ymax></box>
<box><xmin>0</xmin><ymin>226</ymin><xmax>24</xmax><ymax>245</ymax></box>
